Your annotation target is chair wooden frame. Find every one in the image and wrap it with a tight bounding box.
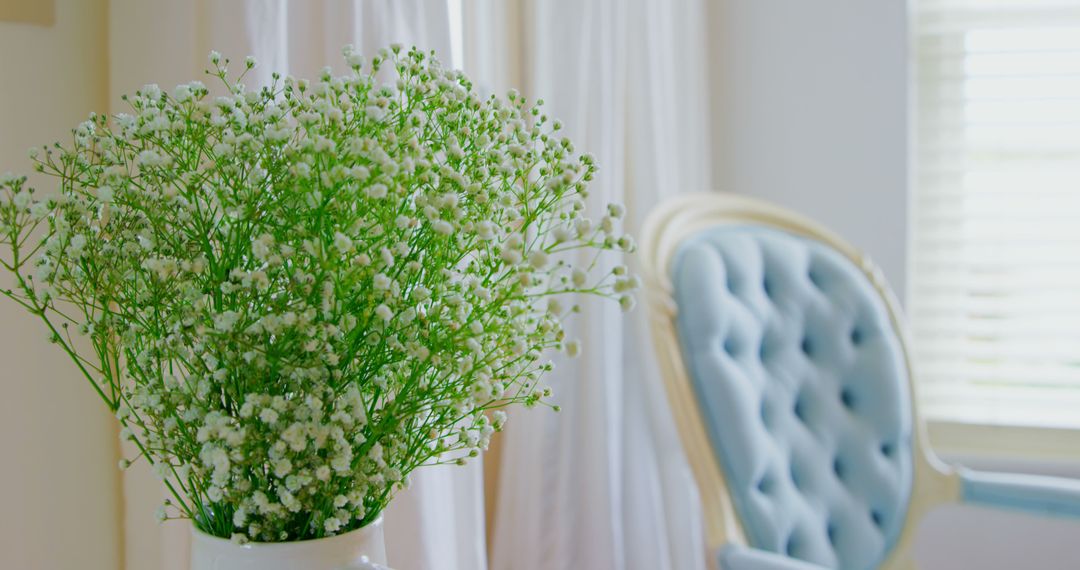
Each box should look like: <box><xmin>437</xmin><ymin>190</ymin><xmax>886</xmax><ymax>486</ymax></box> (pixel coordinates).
<box><xmin>640</xmin><ymin>192</ymin><xmax>961</xmax><ymax>570</ymax></box>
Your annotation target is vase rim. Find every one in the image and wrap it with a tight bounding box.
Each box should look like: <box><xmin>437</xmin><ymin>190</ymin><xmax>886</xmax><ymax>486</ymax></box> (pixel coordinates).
<box><xmin>189</xmin><ymin>516</ymin><xmax>384</xmax><ymax>550</ymax></box>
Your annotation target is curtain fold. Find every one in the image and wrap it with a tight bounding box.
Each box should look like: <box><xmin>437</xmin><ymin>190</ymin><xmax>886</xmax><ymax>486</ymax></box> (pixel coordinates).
<box><xmin>464</xmin><ymin>1</ymin><xmax>714</xmax><ymax>569</ymax></box>
<box><xmin>109</xmin><ymin>2</ymin><xmax>482</xmax><ymax>569</ymax></box>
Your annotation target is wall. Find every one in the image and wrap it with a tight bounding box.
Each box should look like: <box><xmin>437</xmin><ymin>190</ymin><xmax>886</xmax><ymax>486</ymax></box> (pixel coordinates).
<box><xmin>705</xmin><ymin>1</ymin><xmax>1080</xmax><ymax>568</ymax></box>
<box><xmin>0</xmin><ymin>1</ymin><xmax>121</xmax><ymax>569</ymax></box>
<box><xmin>706</xmin><ymin>0</ymin><xmax>909</xmax><ymax>301</ymax></box>
<box><xmin>915</xmin><ymin>455</ymin><xmax>1080</xmax><ymax>569</ymax></box>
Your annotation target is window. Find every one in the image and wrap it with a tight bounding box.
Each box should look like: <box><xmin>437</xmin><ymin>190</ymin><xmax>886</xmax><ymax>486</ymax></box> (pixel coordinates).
<box><xmin>913</xmin><ymin>0</ymin><xmax>1080</xmax><ymax>428</ymax></box>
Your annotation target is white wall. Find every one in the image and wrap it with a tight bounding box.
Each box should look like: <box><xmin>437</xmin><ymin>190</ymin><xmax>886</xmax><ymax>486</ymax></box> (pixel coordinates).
<box><xmin>0</xmin><ymin>1</ymin><xmax>121</xmax><ymax>569</ymax></box>
<box><xmin>704</xmin><ymin>1</ymin><xmax>1080</xmax><ymax>568</ymax></box>
<box><xmin>706</xmin><ymin>0</ymin><xmax>909</xmax><ymax>301</ymax></box>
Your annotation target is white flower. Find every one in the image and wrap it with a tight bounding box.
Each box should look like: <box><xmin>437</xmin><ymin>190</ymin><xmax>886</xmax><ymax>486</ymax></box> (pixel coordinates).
<box><xmin>142</xmin><ymin>84</ymin><xmax>162</xmax><ymax>101</ymax></box>
<box><xmin>351</xmin><ymin>165</ymin><xmax>370</xmax><ymax>181</ymax></box>
<box><xmin>373</xmin><ymin>273</ymin><xmax>391</xmax><ymax>290</ymax></box>
<box><xmin>615</xmin><ymin>276</ymin><xmax>642</xmax><ymax>293</ymax></box>
<box><xmin>214</xmin><ymin>311</ymin><xmax>241</xmax><ymax>332</ymax></box>
<box><xmin>333</xmin><ymin>232</ymin><xmax>354</xmax><ymax>253</ymax></box>
<box><xmin>528</xmin><ymin>250</ymin><xmax>549</xmax><ymax>270</ymax></box>
<box><xmin>432</xmin><ymin>220</ymin><xmax>454</xmax><ymax>235</ymax></box>
<box><xmin>173</xmin><ymin>84</ymin><xmax>193</xmax><ymax>103</ymax></box>
<box><xmin>500</xmin><ymin>245</ymin><xmax>522</xmax><ymax>265</ymax></box>
<box><xmin>259</xmin><ymin>408</ymin><xmax>279</xmax><ymax>425</ymax></box>
<box><xmin>601</xmin><ymin>216</ymin><xmax>615</xmax><ymax>235</ymax></box>
<box><xmin>552</xmin><ymin>225</ymin><xmax>572</xmax><ymax>242</ymax></box>
<box><xmin>571</xmin><ymin>268</ymin><xmax>587</xmax><ymax>288</ymax></box>
<box><xmin>476</xmin><ymin>221</ymin><xmax>497</xmax><ymax>241</ymax></box>
<box><xmin>249</xmin><ymin>270</ymin><xmax>269</xmax><ymax>290</ymax></box>
<box><xmin>142</xmin><ymin>257</ymin><xmax>178</xmax><ymax>280</ymax></box>
<box><xmin>282</xmin><ymin>423</ymin><xmax>308</xmax><ymax>452</ymax></box>
<box><xmin>67</xmin><ymin>234</ymin><xmax>87</xmax><ymax>258</ymax></box>
<box><xmin>365</xmin><ymin>105</ymin><xmax>386</xmax><ymax>121</ymax></box>
<box><xmin>343</xmin><ymin>45</ymin><xmax>364</xmax><ymax>68</ymax></box>
<box><xmin>619</xmin><ymin>295</ymin><xmax>636</xmax><ymax>312</ymax></box>
<box><xmin>440</xmin><ymin>192</ymin><xmax>460</xmax><ymax>208</ymax></box>
<box><xmin>565</xmin><ymin>339</ymin><xmax>581</xmax><ymax>358</ymax></box>
<box><xmin>375</xmin><ymin>304</ymin><xmax>393</xmax><ymax>322</ymax></box>
<box><xmin>324</xmin><ymin>517</ymin><xmax>342</xmax><ymax>533</ymax></box>
<box><xmin>97</xmin><ymin>186</ymin><xmax>114</xmax><ymax>203</ymax></box>
<box><xmin>365</xmin><ymin>184</ymin><xmax>388</xmax><ymax>199</ymax></box>
<box><xmin>137</xmin><ymin>150</ymin><xmax>164</xmax><ymax>168</ymax></box>
<box><xmin>272</xmin><ymin>457</ymin><xmax>293</xmax><ymax>478</ymax></box>
<box><xmin>12</xmin><ymin>191</ymin><xmax>30</xmax><ymax>210</ymax></box>
<box><xmin>575</xmin><ymin>218</ymin><xmax>593</xmax><ymax>237</ymax></box>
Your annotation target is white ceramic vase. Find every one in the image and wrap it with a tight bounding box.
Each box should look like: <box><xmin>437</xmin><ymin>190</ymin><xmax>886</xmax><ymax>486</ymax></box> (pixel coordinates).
<box><xmin>190</xmin><ymin>517</ymin><xmax>389</xmax><ymax>570</ymax></box>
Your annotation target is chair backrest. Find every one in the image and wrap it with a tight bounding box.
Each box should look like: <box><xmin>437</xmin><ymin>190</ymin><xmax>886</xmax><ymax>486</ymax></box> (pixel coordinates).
<box><xmin>642</xmin><ymin>194</ymin><xmax>958</xmax><ymax>570</ymax></box>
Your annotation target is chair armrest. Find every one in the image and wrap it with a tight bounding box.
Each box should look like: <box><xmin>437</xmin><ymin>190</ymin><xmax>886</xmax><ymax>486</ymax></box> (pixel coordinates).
<box><xmin>961</xmin><ymin>469</ymin><xmax>1080</xmax><ymax>519</ymax></box>
<box><xmin>718</xmin><ymin>545</ymin><xmax>830</xmax><ymax>570</ymax></box>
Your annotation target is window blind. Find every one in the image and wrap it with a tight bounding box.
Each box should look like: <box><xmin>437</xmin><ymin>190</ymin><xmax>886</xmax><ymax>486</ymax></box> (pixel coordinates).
<box><xmin>913</xmin><ymin>0</ymin><xmax>1080</xmax><ymax>428</ymax></box>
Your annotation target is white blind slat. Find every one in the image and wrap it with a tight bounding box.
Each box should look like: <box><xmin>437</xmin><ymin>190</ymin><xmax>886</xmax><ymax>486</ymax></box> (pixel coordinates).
<box><xmin>914</xmin><ymin>0</ymin><xmax>1080</xmax><ymax>428</ymax></box>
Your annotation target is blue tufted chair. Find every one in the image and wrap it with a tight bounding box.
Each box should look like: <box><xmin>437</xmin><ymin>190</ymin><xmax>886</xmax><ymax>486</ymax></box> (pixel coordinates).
<box><xmin>641</xmin><ymin>193</ymin><xmax>1080</xmax><ymax>570</ymax></box>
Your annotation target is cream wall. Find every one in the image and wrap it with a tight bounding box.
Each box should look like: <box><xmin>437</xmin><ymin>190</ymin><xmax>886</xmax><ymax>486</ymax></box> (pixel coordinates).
<box><xmin>0</xmin><ymin>1</ymin><xmax>121</xmax><ymax>569</ymax></box>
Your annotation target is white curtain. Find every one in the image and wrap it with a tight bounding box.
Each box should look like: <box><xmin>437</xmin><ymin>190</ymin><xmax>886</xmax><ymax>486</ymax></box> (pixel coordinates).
<box><xmin>463</xmin><ymin>1</ymin><xmax>714</xmax><ymax>569</ymax></box>
<box><xmin>108</xmin><ymin>2</ymin><xmax>485</xmax><ymax>569</ymax></box>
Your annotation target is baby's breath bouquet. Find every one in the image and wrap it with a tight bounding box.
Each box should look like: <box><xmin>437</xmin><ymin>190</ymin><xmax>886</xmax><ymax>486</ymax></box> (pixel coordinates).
<box><xmin>0</xmin><ymin>45</ymin><xmax>636</xmax><ymax>542</ymax></box>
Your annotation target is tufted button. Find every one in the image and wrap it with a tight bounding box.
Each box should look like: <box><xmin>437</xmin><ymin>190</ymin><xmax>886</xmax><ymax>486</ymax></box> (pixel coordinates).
<box><xmin>832</xmin><ymin>457</ymin><xmax>845</xmax><ymax>480</ymax></box>
<box><xmin>880</xmin><ymin>441</ymin><xmax>895</xmax><ymax>458</ymax></box>
<box><xmin>760</xmin><ymin>399</ymin><xmax>772</xmax><ymax>428</ymax></box>
<box><xmin>850</xmin><ymin>327</ymin><xmax>863</xmax><ymax>345</ymax></box>
<box><xmin>785</xmin><ymin>533</ymin><xmax>798</xmax><ymax>557</ymax></box>
<box><xmin>790</xmin><ymin>462</ymin><xmax>802</xmax><ymax>489</ymax></box>
<box><xmin>808</xmin><ymin>268</ymin><xmax>822</xmax><ymax>289</ymax></box>
<box><xmin>724</xmin><ymin>337</ymin><xmax>739</xmax><ymax>357</ymax></box>
<box><xmin>793</xmin><ymin>395</ymin><xmax>806</xmax><ymax>423</ymax></box>
<box><xmin>840</xmin><ymin>387</ymin><xmax>856</xmax><ymax>410</ymax></box>
<box><xmin>826</xmin><ymin>521</ymin><xmax>838</xmax><ymax>546</ymax></box>
<box><xmin>757</xmin><ymin>473</ymin><xmax>775</xmax><ymax>494</ymax></box>
<box><xmin>763</xmin><ymin>276</ymin><xmax>774</xmax><ymax>299</ymax></box>
<box><xmin>800</xmin><ymin>336</ymin><xmax>813</xmax><ymax>357</ymax></box>
<box><xmin>870</xmin><ymin>509</ymin><xmax>884</xmax><ymax>528</ymax></box>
